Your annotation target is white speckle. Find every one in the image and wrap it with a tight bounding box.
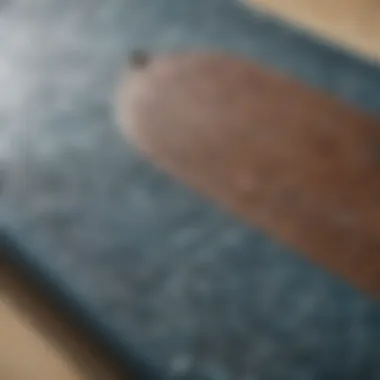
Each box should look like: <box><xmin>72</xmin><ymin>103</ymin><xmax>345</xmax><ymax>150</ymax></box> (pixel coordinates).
<box><xmin>335</xmin><ymin>210</ymin><xmax>357</xmax><ymax>228</ymax></box>
<box><xmin>170</xmin><ymin>354</ymin><xmax>193</xmax><ymax>374</ymax></box>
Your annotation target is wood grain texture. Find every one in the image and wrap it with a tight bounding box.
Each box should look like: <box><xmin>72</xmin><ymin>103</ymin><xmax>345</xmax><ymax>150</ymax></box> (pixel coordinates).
<box><xmin>246</xmin><ymin>0</ymin><xmax>380</xmax><ymax>61</ymax></box>
<box><xmin>119</xmin><ymin>52</ymin><xmax>380</xmax><ymax>297</ymax></box>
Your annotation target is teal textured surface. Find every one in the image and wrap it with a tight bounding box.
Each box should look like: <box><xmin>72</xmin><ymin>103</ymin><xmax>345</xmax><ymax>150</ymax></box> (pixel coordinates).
<box><xmin>0</xmin><ymin>1</ymin><xmax>380</xmax><ymax>379</ymax></box>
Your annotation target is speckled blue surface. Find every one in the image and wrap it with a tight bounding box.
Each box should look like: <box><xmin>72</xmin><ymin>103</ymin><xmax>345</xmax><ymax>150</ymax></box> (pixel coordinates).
<box><xmin>0</xmin><ymin>0</ymin><xmax>380</xmax><ymax>379</ymax></box>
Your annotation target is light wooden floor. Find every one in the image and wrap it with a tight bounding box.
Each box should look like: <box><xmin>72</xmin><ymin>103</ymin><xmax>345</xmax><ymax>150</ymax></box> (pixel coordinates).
<box><xmin>1</xmin><ymin>265</ymin><xmax>126</xmax><ymax>380</ymax></box>
<box><xmin>0</xmin><ymin>300</ymin><xmax>85</xmax><ymax>380</ymax></box>
<box><xmin>246</xmin><ymin>0</ymin><xmax>380</xmax><ymax>61</ymax></box>
<box><xmin>2</xmin><ymin>1</ymin><xmax>380</xmax><ymax>379</ymax></box>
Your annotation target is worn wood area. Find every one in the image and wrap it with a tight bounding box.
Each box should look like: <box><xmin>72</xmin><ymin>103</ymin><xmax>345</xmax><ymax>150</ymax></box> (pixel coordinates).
<box><xmin>121</xmin><ymin>52</ymin><xmax>380</xmax><ymax>297</ymax></box>
<box><xmin>246</xmin><ymin>0</ymin><xmax>380</xmax><ymax>61</ymax></box>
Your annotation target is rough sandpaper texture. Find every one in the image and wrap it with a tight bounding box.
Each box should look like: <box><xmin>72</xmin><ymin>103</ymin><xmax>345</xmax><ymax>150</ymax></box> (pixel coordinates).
<box><xmin>0</xmin><ymin>1</ymin><xmax>379</xmax><ymax>379</ymax></box>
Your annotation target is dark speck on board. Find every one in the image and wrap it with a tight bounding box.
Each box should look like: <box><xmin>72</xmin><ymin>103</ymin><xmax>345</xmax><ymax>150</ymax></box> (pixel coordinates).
<box><xmin>129</xmin><ymin>50</ymin><xmax>151</xmax><ymax>69</ymax></box>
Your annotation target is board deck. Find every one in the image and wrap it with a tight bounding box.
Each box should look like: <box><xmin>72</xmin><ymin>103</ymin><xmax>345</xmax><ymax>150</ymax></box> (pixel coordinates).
<box><xmin>1</xmin><ymin>1</ymin><xmax>380</xmax><ymax>379</ymax></box>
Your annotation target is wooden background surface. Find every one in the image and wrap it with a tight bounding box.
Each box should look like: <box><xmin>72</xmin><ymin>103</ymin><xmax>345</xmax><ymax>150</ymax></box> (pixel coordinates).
<box><xmin>0</xmin><ymin>300</ymin><xmax>84</xmax><ymax>380</ymax></box>
<box><xmin>247</xmin><ymin>0</ymin><xmax>380</xmax><ymax>61</ymax></box>
<box><xmin>2</xmin><ymin>1</ymin><xmax>380</xmax><ymax>379</ymax></box>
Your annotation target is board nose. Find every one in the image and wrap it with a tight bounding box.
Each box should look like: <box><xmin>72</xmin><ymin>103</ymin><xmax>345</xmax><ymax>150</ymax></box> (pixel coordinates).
<box><xmin>118</xmin><ymin>51</ymin><xmax>380</xmax><ymax>298</ymax></box>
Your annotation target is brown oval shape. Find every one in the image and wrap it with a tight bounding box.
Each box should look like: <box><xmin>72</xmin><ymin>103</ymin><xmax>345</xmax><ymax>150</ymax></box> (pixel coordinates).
<box><xmin>118</xmin><ymin>52</ymin><xmax>380</xmax><ymax>297</ymax></box>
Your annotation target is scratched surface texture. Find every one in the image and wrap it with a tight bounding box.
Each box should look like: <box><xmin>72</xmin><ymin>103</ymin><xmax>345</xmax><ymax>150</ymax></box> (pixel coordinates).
<box><xmin>0</xmin><ymin>1</ymin><xmax>379</xmax><ymax>379</ymax></box>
